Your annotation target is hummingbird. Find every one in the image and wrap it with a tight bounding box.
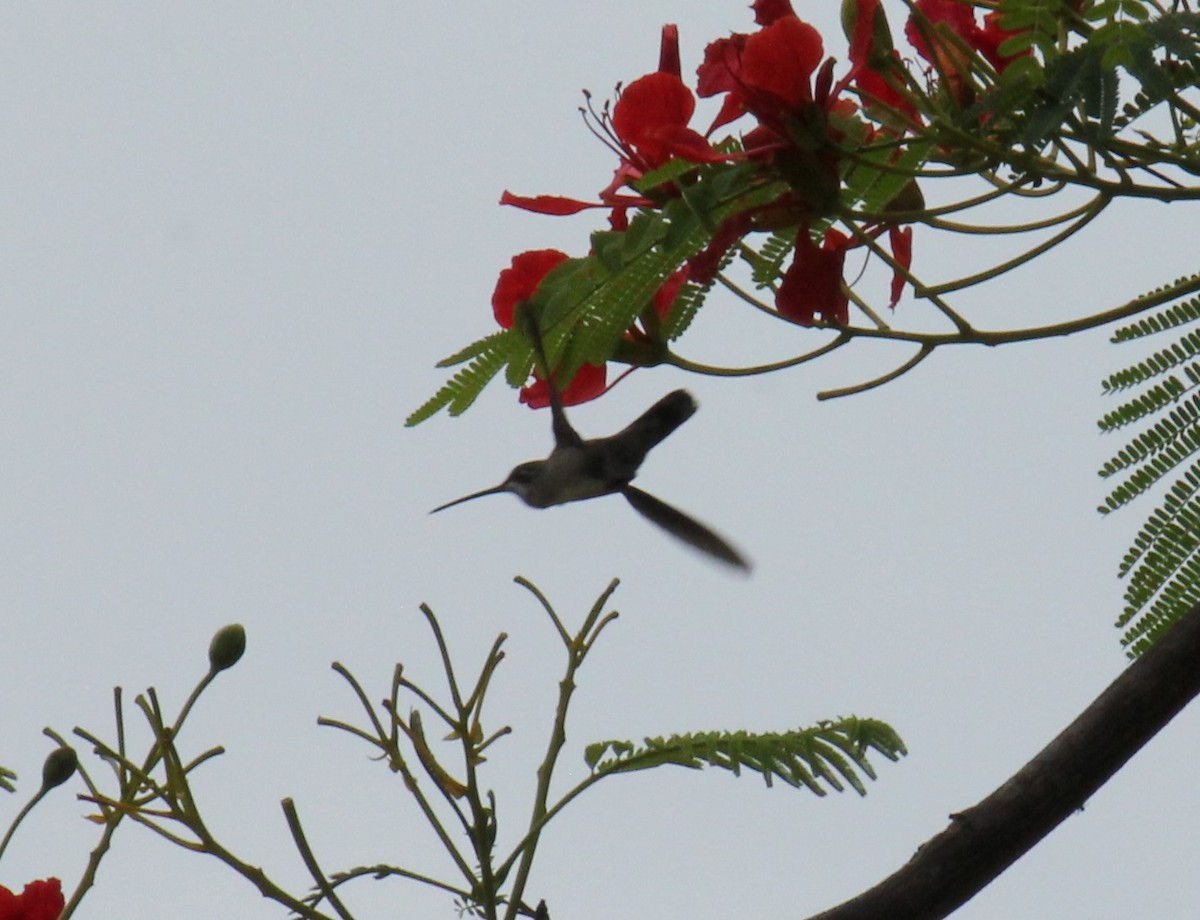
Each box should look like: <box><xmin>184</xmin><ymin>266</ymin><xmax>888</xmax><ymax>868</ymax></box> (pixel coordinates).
<box><xmin>431</xmin><ymin>317</ymin><xmax>750</xmax><ymax>570</ymax></box>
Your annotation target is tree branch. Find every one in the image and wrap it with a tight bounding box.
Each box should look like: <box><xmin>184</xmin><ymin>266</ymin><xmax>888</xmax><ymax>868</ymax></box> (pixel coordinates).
<box><xmin>806</xmin><ymin>603</ymin><xmax>1200</xmax><ymax>920</ymax></box>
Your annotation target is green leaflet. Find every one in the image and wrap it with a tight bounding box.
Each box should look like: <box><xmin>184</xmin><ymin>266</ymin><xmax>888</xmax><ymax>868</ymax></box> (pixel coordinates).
<box><xmin>1110</xmin><ymin>281</ymin><xmax>1200</xmax><ymax>340</ymax></box>
<box><xmin>1099</xmin><ymin>274</ymin><xmax>1200</xmax><ymax>656</ymax></box>
<box><xmin>659</xmin><ymin>279</ymin><xmax>705</xmax><ymax>343</ymax></box>
<box><xmin>752</xmin><ymin>229</ymin><xmax>800</xmax><ymax>289</ymax></box>
<box><xmin>583</xmin><ymin>718</ymin><xmax>906</xmax><ymax>795</ymax></box>
<box><xmin>1100</xmin><ymin>332</ymin><xmax>1200</xmax><ymax>392</ymax></box>
<box><xmin>842</xmin><ymin>137</ymin><xmax>934</xmax><ymax>217</ymax></box>
<box><xmin>406</xmin><ymin>331</ymin><xmax>518</xmax><ymax>426</ymax></box>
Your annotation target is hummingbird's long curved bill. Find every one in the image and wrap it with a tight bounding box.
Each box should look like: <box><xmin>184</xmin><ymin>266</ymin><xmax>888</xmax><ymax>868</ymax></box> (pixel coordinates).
<box><xmin>430</xmin><ymin>485</ymin><xmax>508</xmax><ymax>514</ymax></box>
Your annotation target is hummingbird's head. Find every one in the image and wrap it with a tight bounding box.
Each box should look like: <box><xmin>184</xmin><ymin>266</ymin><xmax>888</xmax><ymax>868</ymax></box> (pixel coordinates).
<box><xmin>501</xmin><ymin>460</ymin><xmax>545</xmax><ymax>506</ymax></box>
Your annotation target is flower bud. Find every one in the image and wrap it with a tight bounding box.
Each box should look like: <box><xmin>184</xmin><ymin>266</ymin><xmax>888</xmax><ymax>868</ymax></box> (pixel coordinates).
<box><xmin>40</xmin><ymin>746</ymin><xmax>77</xmax><ymax>791</ymax></box>
<box><xmin>208</xmin><ymin>624</ymin><xmax>247</xmax><ymax>673</ymax></box>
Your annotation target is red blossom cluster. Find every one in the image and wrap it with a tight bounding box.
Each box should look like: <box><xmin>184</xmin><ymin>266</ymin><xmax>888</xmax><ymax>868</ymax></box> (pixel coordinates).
<box><xmin>491</xmin><ymin>250</ymin><xmax>687</xmax><ymax>406</ymax></box>
<box><xmin>0</xmin><ymin>878</ymin><xmax>63</xmax><ymax>920</ymax></box>
<box><xmin>492</xmin><ymin>0</ymin><xmax>1022</xmax><ymax>407</ymax></box>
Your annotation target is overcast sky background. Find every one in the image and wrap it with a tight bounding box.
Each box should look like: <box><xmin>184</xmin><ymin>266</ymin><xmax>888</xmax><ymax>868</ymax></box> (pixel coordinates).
<box><xmin>2</xmin><ymin>3</ymin><xmax>1198</xmax><ymax>918</ymax></box>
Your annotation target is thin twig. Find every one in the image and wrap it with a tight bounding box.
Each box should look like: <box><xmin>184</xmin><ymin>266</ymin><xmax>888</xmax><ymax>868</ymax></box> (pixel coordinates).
<box><xmin>283</xmin><ymin>798</ymin><xmax>355</xmax><ymax>920</ymax></box>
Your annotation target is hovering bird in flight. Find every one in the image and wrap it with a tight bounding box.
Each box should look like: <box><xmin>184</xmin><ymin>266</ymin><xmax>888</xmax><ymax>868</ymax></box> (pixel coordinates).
<box><xmin>431</xmin><ymin>312</ymin><xmax>750</xmax><ymax>570</ymax></box>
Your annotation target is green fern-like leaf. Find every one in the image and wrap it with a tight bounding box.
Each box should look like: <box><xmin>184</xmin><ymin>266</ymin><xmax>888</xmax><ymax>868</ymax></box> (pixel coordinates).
<box><xmin>1116</xmin><ymin>466</ymin><xmax>1200</xmax><ymax>576</ymax></box>
<box><xmin>1113</xmin><ymin>54</ymin><xmax>1198</xmax><ymax>133</ymax></box>
<box><xmin>1109</xmin><ymin>276</ymin><xmax>1200</xmax><ymax>341</ymax></box>
<box><xmin>1099</xmin><ymin>434</ymin><xmax>1200</xmax><ymax>512</ymax></box>
<box><xmin>1099</xmin><ymin>278</ymin><xmax>1200</xmax><ymax>656</ymax></box>
<box><xmin>435</xmin><ymin>330</ymin><xmax>512</xmax><ymax>370</ymax></box>
<box><xmin>405</xmin><ymin>332</ymin><xmax>518</xmax><ymax>426</ymax></box>
<box><xmin>1100</xmin><ymin>330</ymin><xmax>1200</xmax><ymax>391</ymax></box>
<box><xmin>1098</xmin><ymin>390</ymin><xmax>1200</xmax><ymax>480</ymax></box>
<box><xmin>1141</xmin><ymin>11</ymin><xmax>1200</xmax><ymax>61</ymax></box>
<box><xmin>1021</xmin><ymin>45</ymin><xmax>1102</xmax><ymax>146</ymax></box>
<box><xmin>408</xmin><ymin>153</ymin><xmax>830</xmax><ymax>425</ymax></box>
<box><xmin>661</xmin><ymin>279</ymin><xmax>709</xmax><ymax>342</ymax></box>
<box><xmin>1117</xmin><ymin>523</ymin><xmax>1200</xmax><ymax>654</ymax></box>
<box><xmin>751</xmin><ymin>228</ymin><xmax>800</xmax><ymax>289</ymax></box>
<box><xmin>1099</xmin><ymin>376</ymin><xmax>1188</xmax><ymax>426</ymax></box>
<box><xmin>1083</xmin><ymin>63</ymin><xmax>1120</xmax><ymax>139</ymax></box>
<box><xmin>532</xmin><ymin>167</ymin><xmax>787</xmax><ymax>382</ymax></box>
<box><xmin>843</xmin><ymin>137</ymin><xmax>934</xmax><ymax>216</ymax></box>
<box><xmin>995</xmin><ymin>0</ymin><xmax>1064</xmax><ymax>59</ymax></box>
<box><xmin>583</xmin><ymin>718</ymin><xmax>906</xmax><ymax>795</ymax></box>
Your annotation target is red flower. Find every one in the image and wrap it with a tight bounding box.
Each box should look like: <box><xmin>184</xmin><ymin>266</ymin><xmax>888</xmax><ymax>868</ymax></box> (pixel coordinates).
<box><xmin>906</xmin><ymin>0</ymin><xmax>1029</xmax><ymax>77</ymax></box>
<box><xmin>697</xmin><ymin>15</ymin><xmax>826</xmax><ymax>135</ymax></box>
<box><xmin>521</xmin><ymin>263</ymin><xmax>691</xmax><ymax>409</ymax></box>
<box><xmin>490</xmin><ymin>249</ymin><xmax>608</xmax><ymax>407</ymax></box>
<box><xmin>502</xmin><ymin>25</ymin><xmax>721</xmax><ymax>223</ymax></box>
<box><xmin>610</xmin><ymin>71</ymin><xmax>722</xmax><ymax>172</ymax></box>
<box><xmin>491</xmin><ymin>249</ymin><xmax>570</xmax><ymax>329</ymax></box>
<box><xmin>777</xmin><ymin>227</ymin><xmax>851</xmax><ymax>325</ymax></box>
<box><xmin>906</xmin><ymin>0</ymin><xmax>975</xmax><ymax>59</ymax></box>
<box><xmin>777</xmin><ymin>221</ymin><xmax>913</xmax><ymax>321</ymax></box>
<box><xmin>697</xmin><ymin>12</ymin><xmax>858</xmax><ymax>217</ymax></box>
<box><xmin>0</xmin><ymin>878</ymin><xmax>64</xmax><ymax>920</ymax></box>
<box><xmin>518</xmin><ymin>361</ymin><xmax>608</xmax><ymax>408</ymax></box>
<box><xmin>608</xmin><ymin>24</ymin><xmax>723</xmax><ymax>175</ymax></box>
<box><xmin>740</xmin><ymin>17</ymin><xmax>826</xmax><ymax>112</ymax></box>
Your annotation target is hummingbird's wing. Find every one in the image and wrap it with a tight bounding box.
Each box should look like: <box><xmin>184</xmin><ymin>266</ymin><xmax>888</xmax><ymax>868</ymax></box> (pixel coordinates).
<box><xmin>518</xmin><ymin>306</ymin><xmax>583</xmax><ymax>449</ymax></box>
<box><xmin>621</xmin><ymin>485</ymin><xmax>750</xmax><ymax>570</ymax></box>
<box><xmin>603</xmin><ymin>390</ymin><xmax>696</xmax><ymax>471</ymax></box>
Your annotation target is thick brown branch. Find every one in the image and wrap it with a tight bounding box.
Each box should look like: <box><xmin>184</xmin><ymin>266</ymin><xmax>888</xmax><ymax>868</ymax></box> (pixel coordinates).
<box><xmin>806</xmin><ymin>603</ymin><xmax>1200</xmax><ymax>920</ymax></box>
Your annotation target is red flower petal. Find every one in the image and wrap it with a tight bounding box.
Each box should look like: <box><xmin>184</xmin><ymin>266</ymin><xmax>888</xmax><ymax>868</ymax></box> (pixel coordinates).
<box><xmin>491</xmin><ymin>249</ymin><xmax>570</xmax><ymax>329</ymax></box>
<box><xmin>752</xmin><ymin>0</ymin><xmax>798</xmax><ymax>26</ymax></box>
<box><xmin>688</xmin><ymin>213</ymin><xmax>753</xmax><ymax>286</ymax></box>
<box><xmin>653</xmin><ymin>266</ymin><xmax>690</xmax><ymax>320</ymax></box>
<box><xmin>0</xmin><ymin>878</ymin><xmax>64</xmax><ymax>920</ymax></box>
<box><xmin>741</xmin><ymin>17</ymin><xmax>825</xmax><ymax>110</ymax></box>
<box><xmin>500</xmin><ymin>191</ymin><xmax>605</xmax><ymax>216</ymax></box>
<box><xmin>855</xmin><ymin>58</ymin><xmax>919</xmax><ymax>118</ymax></box>
<box><xmin>888</xmin><ymin>225</ymin><xmax>913</xmax><ymax>308</ymax></box>
<box><xmin>519</xmin><ymin>362</ymin><xmax>608</xmax><ymax>408</ymax></box>
<box><xmin>696</xmin><ymin>35</ymin><xmax>746</xmax><ymax>99</ymax></box>
<box><xmin>777</xmin><ymin>228</ymin><xmax>849</xmax><ymax>325</ymax></box>
<box><xmin>705</xmin><ymin>92</ymin><xmax>747</xmax><ymax>135</ymax></box>
<box><xmin>905</xmin><ymin>0</ymin><xmax>977</xmax><ymax>63</ymax></box>
<box><xmin>849</xmin><ymin>0</ymin><xmax>882</xmax><ymax>66</ymax></box>
<box><xmin>613</xmin><ymin>72</ymin><xmax>699</xmax><ymax>166</ymax></box>
<box><xmin>658</xmin><ymin>24</ymin><xmax>681</xmax><ymax>78</ymax></box>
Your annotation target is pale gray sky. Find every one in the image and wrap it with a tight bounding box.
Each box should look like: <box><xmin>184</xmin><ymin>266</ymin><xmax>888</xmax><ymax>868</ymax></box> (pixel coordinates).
<box><xmin>2</xmin><ymin>3</ymin><xmax>1197</xmax><ymax>918</ymax></box>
